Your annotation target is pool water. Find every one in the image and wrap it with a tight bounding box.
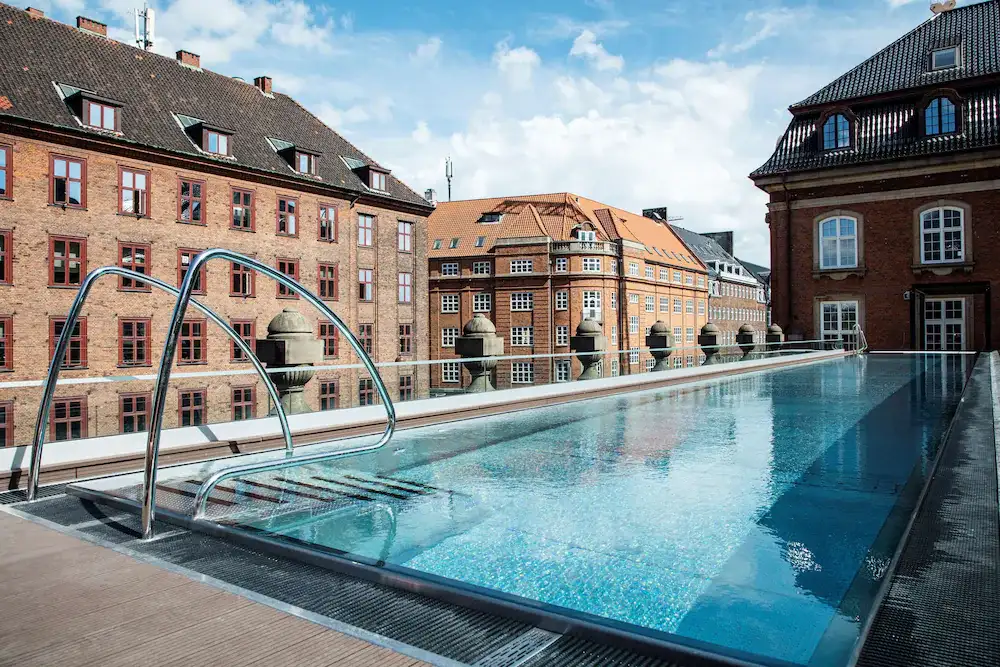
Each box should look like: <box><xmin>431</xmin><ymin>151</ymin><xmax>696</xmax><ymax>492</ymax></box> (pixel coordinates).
<box><xmin>231</xmin><ymin>355</ymin><xmax>970</xmax><ymax>666</ymax></box>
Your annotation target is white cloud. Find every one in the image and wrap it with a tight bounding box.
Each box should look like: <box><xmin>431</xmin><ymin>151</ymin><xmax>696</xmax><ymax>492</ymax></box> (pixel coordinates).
<box><xmin>411</xmin><ymin>37</ymin><xmax>442</xmax><ymax>62</ymax></box>
<box><xmin>708</xmin><ymin>8</ymin><xmax>807</xmax><ymax>58</ymax></box>
<box><xmin>492</xmin><ymin>40</ymin><xmax>541</xmax><ymax>89</ymax></box>
<box><xmin>569</xmin><ymin>29</ymin><xmax>625</xmax><ymax>72</ymax></box>
<box><xmin>412</xmin><ymin>121</ymin><xmax>432</xmax><ymax>144</ymax></box>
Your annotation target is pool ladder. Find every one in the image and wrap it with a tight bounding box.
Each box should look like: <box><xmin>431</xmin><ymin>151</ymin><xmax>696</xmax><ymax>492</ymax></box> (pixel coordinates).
<box><xmin>25</xmin><ymin>248</ymin><xmax>396</xmax><ymax>539</ymax></box>
<box><xmin>852</xmin><ymin>324</ymin><xmax>869</xmax><ymax>354</ymax></box>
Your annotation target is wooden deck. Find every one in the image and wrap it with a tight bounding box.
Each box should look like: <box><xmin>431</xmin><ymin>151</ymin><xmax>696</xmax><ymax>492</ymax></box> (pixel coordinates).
<box><xmin>0</xmin><ymin>511</ymin><xmax>429</xmax><ymax>666</ymax></box>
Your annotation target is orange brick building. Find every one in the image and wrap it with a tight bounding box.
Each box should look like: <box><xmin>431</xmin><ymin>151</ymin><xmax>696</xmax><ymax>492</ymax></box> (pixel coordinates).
<box><xmin>0</xmin><ymin>7</ymin><xmax>433</xmax><ymax>447</ymax></box>
<box><xmin>427</xmin><ymin>194</ymin><xmax>709</xmax><ymax>388</ymax></box>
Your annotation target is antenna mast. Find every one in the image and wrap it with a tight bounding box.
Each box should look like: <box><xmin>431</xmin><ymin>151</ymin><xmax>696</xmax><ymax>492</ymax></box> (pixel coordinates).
<box><xmin>445</xmin><ymin>157</ymin><xmax>454</xmax><ymax>202</ymax></box>
<box><xmin>134</xmin><ymin>3</ymin><xmax>155</xmax><ymax>51</ymax></box>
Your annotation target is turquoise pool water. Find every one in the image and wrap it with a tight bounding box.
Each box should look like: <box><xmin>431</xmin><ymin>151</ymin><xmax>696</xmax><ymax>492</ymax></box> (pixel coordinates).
<box><xmin>229</xmin><ymin>355</ymin><xmax>970</xmax><ymax>666</ymax></box>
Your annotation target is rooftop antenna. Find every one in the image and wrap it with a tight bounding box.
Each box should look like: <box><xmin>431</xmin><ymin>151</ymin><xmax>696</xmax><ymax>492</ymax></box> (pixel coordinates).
<box><xmin>134</xmin><ymin>3</ymin><xmax>155</xmax><ymax>51</ymax></box>
<box><xmin>445</xmin><ymin>157</ymin><xmax>454</xmax><ymax>202</ymax></box>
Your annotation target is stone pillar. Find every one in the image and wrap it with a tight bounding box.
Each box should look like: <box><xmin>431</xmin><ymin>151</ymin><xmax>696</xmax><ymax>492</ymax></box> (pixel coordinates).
<box><xmin>645</xmin><ymin>321</ymin><xmax>675</xmax><ymax>372</ymax></box>
<box><xmin>765</xmin><ymin>323</ymin><xmax>785</xmax><ymax>352</ymax></box>
<box><xmin>570</xmin><ymin>318</ymin><xmax>607</xmax><ymax>380</ymax></box>
<box><xmin>699</xmin><ymin>322</ymin><xmax>723</xmax><ymax>365</ymax></box>
<box><xmin>736</xmin><ymin>323</ymin><xmax>757</xmax><ymax>360</ymax></box>
<box><xmin>455</xmin><ymin>314</ymin><xmax>504</xmax><ymax>392</ymax></box>
<box><xmin>255</xmin><ymin>307</ymin><xmax>323</xmax><ymax>415</ymax></box>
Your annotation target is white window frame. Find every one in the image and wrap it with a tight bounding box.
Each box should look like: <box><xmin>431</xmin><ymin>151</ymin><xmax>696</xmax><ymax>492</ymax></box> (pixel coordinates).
<box><xmin>628</xmin><ymin>293</ymin><xmax>639</xmax><ymax>305</ymax></box>
<box><xmin>686</xmin><ymin>300</ymin><xmax>694</xmax><ymax>314</ymax></box>
<box><xmin>920</xmin><ymin>207</ymin><xmax>964</xmax><ymax>264</ymax></box>
<box><xmin>629</xmin><ymin>315</ymin><xmax>639</xmax><ymax>334</ymax></box>
<box><xmin>511</xmin><ymin>326</ymin><xmax>534</xmax><ymax>347</ymax></box>
<box><xmin>510</xmin><ymin>259</ymin><xmax>533</xmax><ymax>274</ymax></box>
<box><xmin>818</xmin><ymin>216</ymin><xmax>859</xmax><ymax>270</ymax></box>
<box><xmin>555</xmin><ymin>291</ymin><xmax>568</xmax><ymax>311</ymax></box>
<box><xmin>820</xmin><ymin>300</ymin><xmax>859</xmax><ymax>342</ymax></box>
<box><xmin>582</xmin><ymin>257</ymin><xmax>602</xmax><ymax>272</ymax></box>
<box><xmin>441</xmin><ymin>262</ymin><xmax>459</xmax><ymax>276</ymax></box>
<box><xmin>555</xmin><ymin>359</ymin><xmax>571</xmax><ymax>382</ymax></box>
<box><xmin>686</xmin><ymin>327</ymin><xmax>694</xmax><ymax>343</ymax></box>
<box><xmin>644</xmin><ymin>266</ymin><xmax>654</xmax><ymax>279</ymax></box>
<box><xmin>512</xmin><ymin>362</ymin><xmax>534</xmax><ymax>384</ymax></box>
<box><xmin>629</xmin><ymin>350</ymin><xmax>639</xmax><ymax>365</ymax></box>
<box><xmin>441</xmin><ymin>327</ymin><xmax>459</xmax><ymax>347</ymax></box>
<box><xmin>583</xmin><ymin>291</ymin><xmax>602</xmax><ymax>311</ymax></box>
<box><xmin>473</xmin><ymin>293</ymin><xmax>492</xmax><ymax>313</ymax></box>
<box><xmin>673</xmin><ymin>299</ymin><xmax>682</xmax><ymax>314</ymax></box>
<box><xmin>628</xmin><ymin>262</ymin><xmax>639</xmax><ymax>277</ymax></box>
<box><xmin>441</xmin><ymin>294</ymin><xmax>459</xmax><ymax>313</ymax></box>
<box><xmin>510</xmin><ymin>292</ymin><xmax>534</xmax><ymax>311</ymax></box>
<box><xmin>555</xmin><ymin>257</ymin><xmax>568</xmax><ymax>272</ymax></box>
<box><xmin>672</xmin><ymin>271</ymin><xmax>682</xmax><ymax>284</ymax></box>
<box><xmin>645</xmin><ymin>296</ymin><xmax>655</xmax><ymax>313</ymax></box>
<box><xmin>556</xmin><ymin>325</ymin><xmax>569</xmax><ymax>346</ymax></box>
<box><xmin>610</xmin><ymin>292</ymin><xmax>617</xmax><ymax>310</ymax></box>
<box><xmin>472</xmin><ymin>261</ymin><xmax>491</xmax><ymax>275</ymax></box>
<box><xmin>442</xmin><ymin>362</ymin><xmax>460</xmax><ymax>383</ymax></box>
<box><xmin>660</xmin><ymin>297</ymin><xmax>669</xmax><ymax>312</ymax></box>
<box><xmin>610</xmin><ymin>359</ymin><xmax>619</xmax><ymax>377</ymax></box>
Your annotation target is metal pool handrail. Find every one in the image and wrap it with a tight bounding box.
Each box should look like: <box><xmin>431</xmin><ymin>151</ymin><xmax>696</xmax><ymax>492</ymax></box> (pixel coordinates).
<box><xmin>853</xmin><ymin>324</ymin><xmax>869</xmax><ymax>354</ymax></box>
<box><xmin>144</xmin><ymin>249</ymin><xmax>395</xmax><ymax>538</ymax></box>
<box><xmin>26</xmin><ymin>267</ymin><xmax>293</xmax><ymax>502</ymax></box>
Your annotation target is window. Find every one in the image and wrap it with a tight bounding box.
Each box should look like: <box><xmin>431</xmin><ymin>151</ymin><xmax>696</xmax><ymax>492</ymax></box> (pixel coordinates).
<box><xmin>686</xmin><ymin>327</ymin><xmax>695</xmax><ymax>343</ymax></box>
<box><xmin>920</xmin><ymin>207</ymin><xmax>964</xmax><ymax>263</ymax></box>
<box><xmin>925</xmin><ymin>97</ymin><xmax>957</xmax><ymax>136</ymax></box>
<box><xmin>318</xmin><ymin>322</ymin><xmax>339</xmax><ymax>359</ymax></box>
<box><xmin>924</xmin><ymin>299</ymin><xmax>964</xmax><ymax>351</ymax></box>
<box><xmin>645</xmin><ymin>358</ymin><xmax>656</xmax><ymax>372</ymax></box>
<box><xmin>474</xmin><ymin>293</ymin><xmax>492</xmax><ymax>312</ymax></box>
<box><xmin>120</xmin><ymin>393</ymin><xmax>149</xmax><ymax>434</ymax></box>
<box><xmin>399</xmin><ymin>375</ymin><xmax>414</xmax><ymax>401</ymax></box>
<box><xmin>231</xmin><ymin>189</ymin><xmax>254</xmax><ymax>231</ymax></box>
<box><xmin>697</xmin><ymin>276</ymin><xmax>705</xmax><ymax>288</ymax></box>
<box><xmin>686</xmin><ymin>355</ymin><xmax>694</xmax><ymax>367</ymax></box>
<box><xmin>204</xmin><ymin>129</ymin><xmax>230</xmax><ymax>156</ymax></box>
<box><xmin>819</xmin><ymin>216</ymin><xmax>858</xmax><ymax>269</ymax></box>
<box><xmin>354</xmin><ymin>267</ymin><xmax>373</xmax><ymax>301</ymax></box>
<box><xmin>629</xmin><ymin>350</ymin><xmax>639</xmax><ymax>365</ymax></box>
<box><xmin>370</xmin><ymin>170</ymin><xmax>387</xmax><ymax>191</ymax></box>
<box><xmin>555</xmin><ymin>257</ymin><xmax>568</xmax><ymax>272</ymax></box>
<box><xmin>583</xmin><ymin>257</ymin><xmax>601</xmax><ymax>272</ymax></box>
<box><xmin>118</xmin><ymin>242</ymin><xmax>150</xmax><ymax>291</ymax></box>
<box><xmin>275</xmin><ymin>197</ymin><xmax>298</xmax><ymax>236</ymax></box>
<box><xmin>49</xmin><ymin>236</ymin><xmax>85</xmax><ymax>287</ymax></box>
<box><xmin>555</xmin><ymin>291</ymin><xmax>568</xmax><ymax>311</ymax></box>
<box><xmin>295</xmin><ymin>151</ymin><xmax>316</xmax><ymax>175</ymax></box>
<box><xmin>686</xmin><ymin>300</ymin><xmax>694</xmax><ymax>314</ymax></box>
<box><xmin>931</xmin><ymin>46</ymin><xmax>957</xmax><ymax>70</ymax></box>
<box><xmin>118</xmin><ymin>167</ymin><xmax>149</xmax><ymax>216</ymax></box>
<box><xmin>658</xmin><ymin>269</ymin><xmax>668</xmax><ymax>282</ymax></box>
<box><xmin>660</xmin><ymin>297</ymin><xmax>669</xmax><ymax>312</ymax></box>
<box><xmin>178</xmin><ymin>249</ymin><xmax>205</xmax><ymax>294</ymax></box>
<box><xmin>628</xmin><ymin>262</ymin><xmax>639</xmax><ymax>277</ymax></box>
<box><xmin>475</xmin><ymin>236</ymin><xmax>486</xmax><ymax>248</ymax></box>
<box><xmin>645</xmin><ymin>296</ymin><xmax>654</xmax><ymax>312</ymax></box>
<box><xmin>674</xmin><ymin>326</ymin><xmax>682</xmax><ymax>341</ymax></box>
<box><xmin>511</xmin><ymin>259</ymin><xmax>533</xmax><ymax>274</ymax></box>
<box><xmin>672</xmin><ymin>270</ymin><xmax>682</xmax><ymax>284</ymax></box>
<box><xmin>555</xmin><ymin>360</ymin><xmax>571</xmax><ymax>382</ymax></box>
<box><xmin>319</xmin><ymin>379</ymin><xmax>339</xmax><ymax>410</ymax></box>
<box><xmin>119</xmin><ymin>318</ymin><xmax>150</xmax><ymax>367</ymax></box>
<box><xmin>0</xmin><ymin>145</ymin><xmax>10</xmax><ymax>199</ymax></box>
<box><xmin>556</xmin><ymin>325</ymin><xmax>569</xmax><ymax>346</ymax></box>
<box><xmin>178</xmin><ymin>390</ymin><xmax>205</xmax><ymax>427</ymax></box>
<box><xmin>512</xmin><ymin>362</ymin><xmax>534</xmax><ymax>384</ymax></box>
<box><xmin>473</xmin><ymin>261</ymin><xmax>491</xmax><ymax>275</ymax></box>
<box><xmin>821</xmin><ymin>301</ymin><xmax>858</xmax><ymax>341</ymax></box>
<box><xmin>50</xmin><ymin>318</ymin><xmax>87</xmax><ymax>369</ymax></box>
<box><xmin>318</xmin><ymin>205</ymin><xmax>338</xmax><ymax>242</ymax></box>
<box><xmin>698</xmin><ymin>300</ymin><xmax>706</xmax><ymax>316</ymax></box>
<box><xmin>316</xmin><ymin>263</ymin><xmax>338</xmax><ymax>301</ymax></box>
<box><xmin>398</xmin><ymin>221</ymin><xmax>412</xmax><ymax>252</ymax></box>
<box><xmin>674</xmin><ymin>357</ymin><xmax>683</xmax><ymax>369</ymax></box>
<box><xmin>610</xmin><ymin>292</ymin><xmax>617</xmax><ymax>310</ymax></box>
<box><xmin>359</xmin><ymin>324</ymin><xmax>374</xmax><ymax>355</ymax></box>
<box><xmin>673</xmin><ymin>298</ymin><xmax>682</xmax><ymax>314</ymax></box>
<box><xmin>84</xmin><ymin>99</ymin><xmax>117</xmax><ymax>131</ymax></box>
<box><xmin>0</xmin><ymin>317</ymin><xmax>11</xmax><ymax>371</ymax></box>
<box><xmin>511</xmin><ymin>327</ymin><xmax>534</xmax><ymax>347</ymax></box>
<box><xmin>822</xmin><ymin>113</ymin><xmax>851</xmax><ymax>150</ymax></box>
<box><xmin>231</xmin><ymin>261</ymin><xmax>255</xmax><ymax>297</ymax></box>
<box><xmin>441</xmin><ymin>263</ymin><xmax>459</xmax><ymax>276</ymax></box>
<box><xmin>358</xmin><ymin>214</ymin><xmax>375</xmax><ymax>246</ymax></box>
<box><xmin>177</xmin><ymin>178</ymin><xmax>205</xmax><ymax>224</ymax></box>
<box><xmin>510</xmin><ymin>292</ymin><xmax>533</xmax><ymax>311</ymax></box>
<box><xmin>0</xmin><ymin>230</ymin><xmax>8</xmax><ymax>286</ymax></box>
<box><xmin>179</xmin><ymin>319</ymin><xmax>206</xmax><ymax>364</ymax></box>
<box><xmin>610</xmin><ymin>360</ymin><xmax>619</xmax><ymax>377</ymax></box>
<box><xmin>432</xmin><ymin>239</ymin><xmax>442</xmax><ymax>250</ymax></box>
<box><xmin>441</xmin><ymin>327</ymin><xmax>459</xmax><ymax>347</ymax></box>
<box><xmin>51</xmin><ymin>397</ymin><xmax>87</xmax><ymax>441</ymax></box>
<box><xmin>359</xmin><ymin>378</ymin><xmax>376</xmax><ymax>406</ymax></box>
<box><xmin>231</xmin><ymin>319</ymin><xmax>255</xmax><ymax>362</ymax></box>
<box><xmin>230</xmin><ymin>386</ymin><xmax>255</xmax><ymax>421</ymax></box>
<box><xmin>645</xmin><ymin>266</ymin><xmax>654</xmax><ymax>279</ymax></box>
<box><xmin>583</xmin><ymin>291</ymin><xmax>601</xmax><ymax>311</ymax></box>
<box><xmin>277</xmin><ymin>259</ymin><xmax>300</xmax><ymax>299</ymax></box>
<box><xmin>611</xmin><ymin>326</ymin><xmax>617</xmax><ymax>344</ymax></box>
<box><xmin>628</xmin><ymin>293</ymin><xmax>639</xmax><ymax>305</ymax></box>
<box><xmin>685</xmin><ymin>275</ymin><xmax>694</xmax><ymax>286</ymax></box>
<box><xmin>399</xmin><ymin>324</ymin><xmax>412</xmax><ymax>356</ymax></box>
<box><xmin>629</xmin><ymin>316</ymin><xmax>639</xmax><ymax>334</ymax></box>
<box><xmin>441</xmin><ymin>294</ymin><xmax>459</xmax><ymax>313</ymax></box>
<box><xmin>449</xmin><ymin>238</ymin><xmax>460</xmax><ymax>249</ymax></box>
<box><xmin>398</xmin><ymin>272</ymin><xmax>412</xmax><ymax>303</ymax></box>
<box><xmin>442</xmin><ymin>362</ymin><xmax>460</xmax><ymax>384</ymax></box>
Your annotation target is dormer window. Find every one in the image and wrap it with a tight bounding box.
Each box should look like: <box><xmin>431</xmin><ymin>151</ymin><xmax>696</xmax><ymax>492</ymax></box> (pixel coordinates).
<box><xmin>822</xmin><ymin>113</ymin><xmax>851</xmax><ymax>150</ymax></box>
<box><xmin>925</xmin><ymin>97</ymin><xmax>957</xmax><ymax>135</ymax></box>
<box><xmin>84</xmin><ymin>99</ymin><xmax>118</xmax><ymax>131</ymax></box>
<box><xmin>204</xmin><ymin>129</ymin><xmax>230</xmax><ymax>156</ymax></box>
<box><xmin>370</xmin><ymin>170</ymin><xmax>387</xmax><ymax>191</ymax></box>
<box><xmin>478</xmin><ymin>213</ymin><xmax>502</xmax><ymax>223</ymax></box>
<box><xmin>931</xmin><ymin>47</ymin><xmax>958</xmax><ymax>71</ymax></box>
<box><xmin>295</xmin><ymin>151</ymin><xmax>316</xmax><ymax>175</ymax></box>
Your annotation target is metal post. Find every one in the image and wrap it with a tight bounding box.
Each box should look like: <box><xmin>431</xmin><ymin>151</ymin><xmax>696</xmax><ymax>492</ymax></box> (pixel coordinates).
<box><xmin>26</xmin><ymin>267</ymin><xmax>293</xmax><ymax>503</ymax></box>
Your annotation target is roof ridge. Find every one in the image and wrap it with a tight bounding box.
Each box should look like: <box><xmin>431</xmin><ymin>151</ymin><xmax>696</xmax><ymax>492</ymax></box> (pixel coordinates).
<box><xmin>526</xmin><ymin>204</ymin><xmax>547</xmax><ymax>236</ymax></box>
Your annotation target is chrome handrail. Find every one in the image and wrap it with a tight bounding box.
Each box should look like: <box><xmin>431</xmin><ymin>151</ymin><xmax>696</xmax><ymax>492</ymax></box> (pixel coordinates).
<box><xmin>853</xmin><ymin>324</ymin><xmax>869</xmax><ymax>354</ymax></box>
<box><xmin>26</xmin><ymin>267</ymin><xmax>293</xmax><ymax>502</ymax></box>
<box><xmin>144</xmin><ymin>249</ymin><xmax>395</xmax><ymax>538</ymax></box>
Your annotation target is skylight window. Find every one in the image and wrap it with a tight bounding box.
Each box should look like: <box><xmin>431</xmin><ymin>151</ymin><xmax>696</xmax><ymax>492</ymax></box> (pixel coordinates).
<box><xmin>931</xmin><ymin>47</ymin><xmax>958</xmax><ymax>70</ymax></box>
<box><xmin>478</xmin><ymin>213</ymin><xmax>502</xmax><ymax>223</ymax></box>
<box><xmin>432</xmin><ymin>239</ymin><xmax>442</xmax><ymax>250</ymax></box>
<box><xmin>449</xmin><ymin>238</ymin><xmax>460</xmax><ymax>249</ymax></box>
<box><xmin>475</xmin><ymin>236</ymin><xmax>486</xmax><ymax>247</ymax></box>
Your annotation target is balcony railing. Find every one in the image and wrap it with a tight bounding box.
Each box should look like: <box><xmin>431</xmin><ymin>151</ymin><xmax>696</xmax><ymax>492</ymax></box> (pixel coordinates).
<box><xmin>551</xmin><ymin>241</ymin><xmax>617</xmax><ymax>255</ymax></box>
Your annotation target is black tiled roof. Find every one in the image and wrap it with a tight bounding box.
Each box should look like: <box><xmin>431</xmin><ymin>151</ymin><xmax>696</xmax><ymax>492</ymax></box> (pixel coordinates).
<box><xmin>737</xmin><ymin>259</ymin><xmax>770</xmax><ymax>282</ymax></box>
<box><xmin>669</xmin><ymin>225</ymin><xmax>757</xmax><ymax>282</ymax></box>
<box><xmin>0</xmin><ymin>4</ymin><xmax>431</xmax><ymax>210</ymax></box>
<box><xmin>792</xmin><ymin>1</ymin><xmax>1000</xmax><ymax>109</ymax></box>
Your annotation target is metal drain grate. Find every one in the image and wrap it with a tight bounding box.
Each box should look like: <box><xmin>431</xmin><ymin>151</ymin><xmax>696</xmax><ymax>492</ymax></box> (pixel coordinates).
<box><xmin>473</xmin><ymin>627</ymin><xmax>561</xmax><ymax>667</ymax></box>
<box><xmin>0</xmin><ymin>482</ymin><xmax>69</xmax><ymax>505</ymax></box>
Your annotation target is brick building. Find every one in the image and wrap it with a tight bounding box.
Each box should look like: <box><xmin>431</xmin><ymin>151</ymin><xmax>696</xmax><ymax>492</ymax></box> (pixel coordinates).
<box><xmin>751</xmin><ymin>1</ymin><xmax>1000</xmax><ymax>351</ymax></box>
<box><xmin>668</xmin><ymin>227</ymin><xmax>769</xmax><ymax>346</ymax></box>
<box><xmin>0</xmin><ymin>6</ymin><xmax>433</xmax><ymax>447</ymax></box>
<box><xmin>427</xmin><ymin>193</ymin><xmax>709</xmax><ymax>388</ymax></box>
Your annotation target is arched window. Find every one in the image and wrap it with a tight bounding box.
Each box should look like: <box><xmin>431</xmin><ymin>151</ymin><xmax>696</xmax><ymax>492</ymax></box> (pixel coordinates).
<box><xmin>925</xmin><ymin>97</ymin><xmax>957</xmax><ymax>135</ymax></box>
<box><xmin>920</xmin><ymin>207</ymin><xmax>964</xmax><ymax>264</ymax></box>
<box><xmin>572</xmin><ymin>225</ymin><xmax>597</xmax><ymax>242</ymax></box>
<box><xmin>818</xmin><ymin>216</ymin><xmax>858</xmax><ymax>269</ymax></box>
<box><xmin>822</xmin><ymin>114</ymin><xmax>851</xmax><ymax>150</ymax></box>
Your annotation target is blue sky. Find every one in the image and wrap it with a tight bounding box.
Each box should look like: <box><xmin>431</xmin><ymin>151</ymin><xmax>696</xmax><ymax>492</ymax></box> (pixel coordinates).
<box><xmin>32</xmin><ymin>0</ymin><xmax>959</xmax><ymax>264</ymax></box>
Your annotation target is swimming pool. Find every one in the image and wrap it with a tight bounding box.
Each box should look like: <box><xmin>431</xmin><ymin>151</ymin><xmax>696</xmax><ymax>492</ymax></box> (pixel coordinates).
<box><xmin>80</xmin><ymin>354</ymin><xmax>972</xmax><ymax>666</ymax></box>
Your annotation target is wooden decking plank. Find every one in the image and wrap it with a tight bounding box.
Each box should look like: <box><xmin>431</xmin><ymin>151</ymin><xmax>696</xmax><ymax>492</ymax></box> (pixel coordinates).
<box><xmin>246</xmin><ymin>629</ymin><xmax>380</xmax><ymax>667</ymax></box>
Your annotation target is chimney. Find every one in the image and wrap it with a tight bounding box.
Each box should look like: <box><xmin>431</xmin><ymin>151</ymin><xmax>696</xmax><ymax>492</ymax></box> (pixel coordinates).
<box><xmin>176</xmin><ymin>50</ymin><xmax>201</xmax><ymax>69</ymax></box>
<box><xmin>26</xmin><ymin>7</ymin><xmax>44</xmax><ymax>18</ymax></box>
<box><xmin>76</xmin><ymin>16</ymin><xmax>107</xmax><ymax>36</ymax></box>
<box><xmin>423</xmin><ymin>188</ymin><xmax>437</xmax><ymax>207</ymax></box>
<box><xmin>704</xmin><ymin>231</ymin><xmax>735</xmax><ymax>256</ymax></box>
<box><xmin>254</xmin><ymin>76</ymin><xmax>273</xmax><ymax>95</ymax></box>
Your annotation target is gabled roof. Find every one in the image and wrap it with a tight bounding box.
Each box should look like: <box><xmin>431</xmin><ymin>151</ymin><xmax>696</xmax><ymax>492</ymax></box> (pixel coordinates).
<box><xmin>669</xmin><ymin>225</ymin><xmax>756</xmax><ymax>281</ymax></box>
<box><xmin>737</xmin><ymin>259</ymin><xmax>770</xmax><ymax>283</ymax></box>
<box><xmin>0</xmin><ymin>3</ymin><xmax>430</xmax><ymax>209</ymax></box>
<box><xmin>428</xmin><ymin>192</ymin><xmax>706</xmax><ymax>271</ymax></box>
<box><xmin>793</xmin><ymin>1</ymin><xmax>1000</xmax><ymax>109</ymax></box>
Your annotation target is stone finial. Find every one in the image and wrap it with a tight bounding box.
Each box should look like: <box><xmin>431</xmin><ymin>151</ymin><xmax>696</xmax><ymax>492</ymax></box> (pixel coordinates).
<box><xmin>570</xmin><ymin>318</ymin><xmax>607</xmax><ymax>380</ymax></box>
<box><xmin>736</xmin><ymin>323</ymin><xmax>757</xmax><ymax>359</ymax></box>
<box><xmin>699</xmin><ymin>322</ymin><xmax>723</xmax><ymax>365</ymax></box>
<box><xmin>765</xmin><ymin>323</ymin><xmax>785</xmax><ymax>351</ymax></box>
<box><xmin>646</xmin><ymin>320</ymin><xmax>675</xmax><ymax>372</ymax></box>
<box><xmin>256</xmin><ymin>307</ymin><xmax>323</xmax><ymax>415</ymax></box>
<box><xmin>455</xmin><ymin>314</ymin><xmax>504</xmax><ymax>392</ymax></box>
<box><xmin>463</xmin><ymin>313</ymin><xmax>497</xmax><ymax>337</ymax></box>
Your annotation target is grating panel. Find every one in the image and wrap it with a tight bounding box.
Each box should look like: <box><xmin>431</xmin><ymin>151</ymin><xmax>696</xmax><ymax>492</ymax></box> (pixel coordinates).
<box><xmin>0</xmin><ymin>482</ymin><xmax>70</xmax><ymax>505</ymax></box>
<box><xmin>473</xmin><ymin>627</ymin><xmax>560</xmax><ymax>667</ymax></box>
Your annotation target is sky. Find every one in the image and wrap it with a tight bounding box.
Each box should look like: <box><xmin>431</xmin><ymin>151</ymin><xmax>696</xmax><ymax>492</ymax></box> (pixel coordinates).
<box><xmin>29</xmin><ymin>0</ymin><xmax>965</xmax><ymax>265</ymax></box>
